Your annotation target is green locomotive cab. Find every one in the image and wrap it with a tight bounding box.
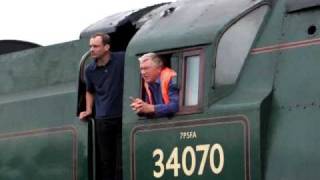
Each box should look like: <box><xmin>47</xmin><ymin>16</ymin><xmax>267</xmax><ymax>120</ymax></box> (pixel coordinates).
<box><xmin>76</xmin><ymin>0</ymin><xmax>271</xmax><ymax>178</ymax></box>
<box><xmin>120</xmin><ymin>0</ymin><xmax>270</xmax><ymax>179</ymax></box>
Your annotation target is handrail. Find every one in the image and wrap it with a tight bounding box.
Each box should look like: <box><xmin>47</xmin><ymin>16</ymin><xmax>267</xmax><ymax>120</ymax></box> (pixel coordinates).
<box><xmin>76</xmin><ymin>50</ymin><xmax>91</xmax><ymax>116</ymax></box>
<box><xmin>90</xmin><ymin>118</ymin><xmax>96</xmax><ymax>180</ymax></box>
<box><xmin>79</xmin><ymin>50</ymin><xmax>91</xmax><ymax>83</ymax></box>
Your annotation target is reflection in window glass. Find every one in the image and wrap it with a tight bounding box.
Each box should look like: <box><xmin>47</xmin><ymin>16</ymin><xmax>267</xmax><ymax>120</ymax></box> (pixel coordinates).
<box><xmin>171</xmin><ymin>55</ymin><xmax>179</xmax><ymax>74</ymax></box>
<box><xmin>215</xmin><ymin>5</ymin><xmax>268</xmax><ymax>87</ymax></box>
<box><xmin>184</xmin><ymin>55</ymin><xmax>199</xmax><ymax>106</ymax></box>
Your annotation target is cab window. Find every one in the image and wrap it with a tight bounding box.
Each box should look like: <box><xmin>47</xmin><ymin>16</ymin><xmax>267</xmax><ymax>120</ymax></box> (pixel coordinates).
<box><xmin>140</xmin><ymin>49</ymin><xmax>205</xmax><ymax>115</ymax></box>
<box><xmin>180</xmin><ymin>50</ymin><xmax>204</xmax><ymax>113</ymax></box>
<box><xmin>184</xmin><ymin>55</ymin><xmax>199</xmax><ymax>106</ymax></box>
<box><xmin>215</xmin><ymin>5</ymin><xmax>268</xmax><ymax>87</ymax></box>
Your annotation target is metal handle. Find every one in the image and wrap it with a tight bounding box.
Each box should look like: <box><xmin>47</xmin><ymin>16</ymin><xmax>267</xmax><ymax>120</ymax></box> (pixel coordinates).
<box><xmin>90</xmin><ymin>118</ymin><xmax>96</xmax><ymax>180</ymax></box>
<box><xmin>79</xmin><ymin>50</ymin><xmax>91</xmax><ymax>83</ymax></box>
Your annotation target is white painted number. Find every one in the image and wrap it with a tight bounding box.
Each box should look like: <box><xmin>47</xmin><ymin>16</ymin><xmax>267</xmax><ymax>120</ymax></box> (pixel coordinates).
<box><xmin>196</xmin><ymin>144</ymin><xmax>210</xmax><ymax>175</ymax></box>
<box><xmin>210</xmin><ymin>144</ymin><xmax>224</xmax><ymax>174</ymax></box>
<box><xmin>152</xmin><ymin>144</ymin><xmax>224</xmax><ymax>178</ymax></box>
<box><xmin>182</xmin><ymin>146</ymin><xmax>196</xmax><ymax>176</ymax></box>
<box><xmin>165</xmin><ymin>147</ymin><xmax>181</xmax><ymax>177</ymax></box>
<box><xmin>153</xmin><ymin>148</ymin><xmax>165</xmax><ymax>178</ymax></box>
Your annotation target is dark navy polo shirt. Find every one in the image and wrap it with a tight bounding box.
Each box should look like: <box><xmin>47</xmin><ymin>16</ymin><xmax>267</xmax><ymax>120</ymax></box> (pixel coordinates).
<box><xmin>84</xmin><ymin>52</ymin><xmax>125</xmax><ymax>119</ymax></box>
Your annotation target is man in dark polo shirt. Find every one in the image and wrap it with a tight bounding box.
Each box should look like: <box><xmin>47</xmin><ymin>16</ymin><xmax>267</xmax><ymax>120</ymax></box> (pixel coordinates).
<box><xmin>79</xmin><ymin>32</ymin><xmax>124</xmax><ymax>180</ymax></box>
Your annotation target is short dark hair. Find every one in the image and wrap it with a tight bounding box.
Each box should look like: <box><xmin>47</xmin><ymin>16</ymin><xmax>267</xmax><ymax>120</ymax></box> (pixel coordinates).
<box><xmin>91</xmin><ymin>33</ymin><xmax>110</xmax><ymax>45</ymax></box>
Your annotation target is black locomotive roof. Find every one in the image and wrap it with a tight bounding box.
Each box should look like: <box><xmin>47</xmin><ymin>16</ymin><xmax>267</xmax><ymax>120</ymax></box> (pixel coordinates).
<box><xmin>286</xmin><ymin>0</ymin><xmax>320</xmax><ymax>12</ymax></box>
<box><xmin>79</xmin><ymin>3</ymin><xmax>168</xmax><ymax>38</ymax></box>
<box><xmin>0</xmin><ymin>40</ymin><xmax>41</xmax><ymax>55</ymax></box>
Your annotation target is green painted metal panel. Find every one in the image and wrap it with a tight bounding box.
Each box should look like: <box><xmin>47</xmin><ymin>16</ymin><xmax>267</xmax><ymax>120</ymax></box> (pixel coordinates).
<box><xmin>265</xmin><ymin>108</ymin><xmax>320</xmax><ymax>180</ymax></box>
<box><xmin>0</xmin><ymin>129</ymin><xmax>75</xmax><ymax>180</ymax></box>
<box><xmin>127</xmin><ymin>0</ymin><xmax>266</xmax><ymax>54</ymax></box>
<box><xmin>132</xmin><ymin>116</ymin><xmax>249</xmax><ymax>180</ymax></box>
<box><xmin>0</xmin><ymin>39</ymin><xmax>88</xmax><ymax>95</ymax></box>
<box><xmin>263</xmin><ymin>3</ymin><xmax>320</xmax><ymax>180</ymax></box>
<box><xmin>0</xmin><ymin>39</ymin><xmax>90</xmax><ymax>180</ymax></box>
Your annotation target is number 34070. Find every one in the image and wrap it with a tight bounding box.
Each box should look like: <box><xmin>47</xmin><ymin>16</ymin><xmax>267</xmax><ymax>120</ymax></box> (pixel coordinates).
<box><xmin>152</xmin><ymin>144</ymin><xmax>224</xmax><ymax>178</ymax></box>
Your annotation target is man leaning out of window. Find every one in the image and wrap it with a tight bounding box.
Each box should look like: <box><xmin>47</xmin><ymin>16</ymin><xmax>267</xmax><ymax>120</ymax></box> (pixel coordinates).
<box><xmin>130</xmin><ymin>52</ymin><xmax>179</xmax><ymax>118</ymax></box>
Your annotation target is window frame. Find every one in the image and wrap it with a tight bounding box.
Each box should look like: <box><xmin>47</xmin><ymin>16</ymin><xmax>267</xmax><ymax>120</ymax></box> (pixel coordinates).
<box><xmin>213</xmin><ymin>4</ymin><xmax>269</xmax><ymax>89</ymax></box>
<box><xmin>178</xmin><ymin>49</ymin><xmax>205</xmax><ymax>114</ymax></box>
<box><xmin>138</xmin><ymin>47</ymin><xmax>206</xmax><ymax>117</ymax></box>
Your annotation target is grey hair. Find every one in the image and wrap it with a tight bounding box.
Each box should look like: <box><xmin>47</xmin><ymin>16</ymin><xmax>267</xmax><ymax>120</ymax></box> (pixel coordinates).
<box><xmin>138</xmin><ymin>52</ymin><xmax>163</xmax><ymax>67</ymax></box>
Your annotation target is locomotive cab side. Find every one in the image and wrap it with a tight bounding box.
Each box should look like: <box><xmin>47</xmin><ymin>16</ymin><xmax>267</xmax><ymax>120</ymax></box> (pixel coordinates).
<box><xmin>122</xmin><ymin>0</ymin><xmax>270</xmax><ymax>179</ymax></box>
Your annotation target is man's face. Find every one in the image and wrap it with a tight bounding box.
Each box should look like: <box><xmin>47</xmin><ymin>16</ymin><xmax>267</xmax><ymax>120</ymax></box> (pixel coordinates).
<box><xmin>140</xmin><ymin>59</ymin><xmax>161</xmax><ymax>83</ymax></box>
<box><xmin>89</xmin><ymin>36</ymin><xmax>109</xmax><ymax>59</ymax></box>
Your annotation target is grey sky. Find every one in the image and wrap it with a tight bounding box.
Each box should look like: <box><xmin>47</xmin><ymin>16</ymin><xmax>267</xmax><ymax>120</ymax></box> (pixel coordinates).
<box><xmin>0</xmin><ymin>0</ymin><xmax>172</xmax><ymax>46</ymax></box>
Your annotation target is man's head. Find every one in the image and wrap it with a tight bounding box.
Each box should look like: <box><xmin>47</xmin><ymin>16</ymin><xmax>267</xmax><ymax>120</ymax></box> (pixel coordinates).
<box><xmin>139</xmin><ymin>53</ymin><xmax>163</xmax><ymax>83</ymax></box>
<box><xmin>89</xmin><ymin>33</ymin><xmax>110</xmax><ymax>59</ymax></box>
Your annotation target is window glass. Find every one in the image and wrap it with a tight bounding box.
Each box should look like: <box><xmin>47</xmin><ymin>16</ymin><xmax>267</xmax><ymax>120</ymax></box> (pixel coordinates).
<box><xmin>170</xmin><ymin>55</ymin><xmax>180</xmax><ymax>85</ymax></box>
<box><xmin>170</xmin><ymin>55</ymin><xmax>179</xmax><ymax>71</ymax></box>
<box><xmin>184</xmin><ymin>55</ymin><xmax>200</xmax><ymax>106</ymax></box>
<box><xmin>215</xmin><ymin>5</ymin><xmax>268</xmax><ymax>87</ymax></box>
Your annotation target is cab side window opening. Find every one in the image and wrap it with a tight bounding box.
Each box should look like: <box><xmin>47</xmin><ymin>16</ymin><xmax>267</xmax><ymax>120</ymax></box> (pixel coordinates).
<box><xmin>139</xmin><ymin>49</ymin><xmax>204</xmax><ymax>116</ymax></box>
<box><xmin>140</xmin><ymin>54</ymin><xmax>178</xmax><ymax>101</ymax></box>
<box><xmin>215</xmin><ymin>5</ymin><xmax>269</xmax><ymax>87</ymax></box>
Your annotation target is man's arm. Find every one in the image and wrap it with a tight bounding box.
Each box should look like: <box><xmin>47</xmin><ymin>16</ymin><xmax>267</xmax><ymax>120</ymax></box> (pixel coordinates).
<box><xmin>79</xmin><ymin>91</ymin><xmax>94</xmax><ymax>120</ymax></box>
<box><xmin>131</xmin><ymin>80</ymin><xmax>179</xmax><ymax>117</ymax></box>
<box><xmin>153</xmin><ymin>82</ymin><xmax>179</xmax><ymax>117</ymax></box>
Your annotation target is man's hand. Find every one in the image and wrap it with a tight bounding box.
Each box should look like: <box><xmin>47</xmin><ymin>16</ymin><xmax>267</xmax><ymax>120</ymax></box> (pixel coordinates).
<box><xmin>79</xmin><ymin>91</ymin><xmax>94</xmax><ymax>121</ymax></box>
<box><xmin>79</xmin><ymin>110</ymin><xmax>92</xmax><ymax>120</ymax></box>
<box><xmin>130</xmin><ymin>98</ymin><xmax>143</xmax><ymax>112</ymax></box>
<box><xmin>130</xmin><ymin>98</ymin><xmax>155</xmax><ymax>114</ymax></box>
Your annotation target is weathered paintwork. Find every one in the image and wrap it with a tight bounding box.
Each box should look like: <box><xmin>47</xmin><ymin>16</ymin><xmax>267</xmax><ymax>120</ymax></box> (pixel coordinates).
<box><xmin>129</xmin><ymin>0</ymin><xmax>265</xmax><ymax>53</ymax></box>
<box><xmin>123</xmin><ymin>0</ymin><xmax>269</xmax><ymax>180</ymax></box>
<box><xmin>1</xmin><ymin>0</ymin><xmax>320</xmax><ymax>179</ymax></box>
<box><xmin>124</xmin><ymin>0</ymin><xmax>320</xmax><ymax>179</ymax></box>
<box><xmin>0</xmin><ymin>40</ymin><xmax>89</xmax><ymax>179</ymax></box>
